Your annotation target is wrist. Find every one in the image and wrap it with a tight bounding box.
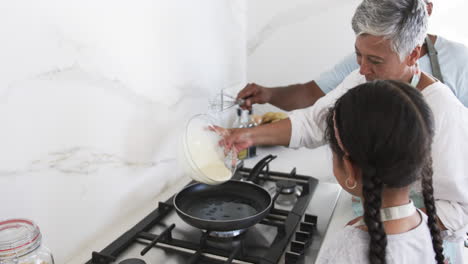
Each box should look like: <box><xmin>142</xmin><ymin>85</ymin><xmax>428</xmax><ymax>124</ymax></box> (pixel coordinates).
<box><xmin>243</xmin><ymin>127</ymin><xmax>257</xmax><ymax>147</ymax></box>
<box><xmin>264</xmin><ymin>87</ymin><xmax>275</xmax><ymax>104</ymax></box>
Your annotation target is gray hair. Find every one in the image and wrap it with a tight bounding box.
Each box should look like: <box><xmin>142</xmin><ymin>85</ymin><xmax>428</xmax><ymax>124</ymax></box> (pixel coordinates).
<box><xmin>352</xmin><ymin>0</ymin><xmax>428</xmax><ymax>61</ymax></box>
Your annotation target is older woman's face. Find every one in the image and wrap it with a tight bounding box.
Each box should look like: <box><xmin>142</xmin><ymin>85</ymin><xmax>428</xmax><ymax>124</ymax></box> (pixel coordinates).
<box><xmin>355</xmin><ymin>34</ymin><xmax>412</xmax><ymax>82</ymax></box>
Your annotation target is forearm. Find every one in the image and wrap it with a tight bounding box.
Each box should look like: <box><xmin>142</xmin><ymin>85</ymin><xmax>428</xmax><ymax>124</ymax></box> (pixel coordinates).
<box><xmin>434</xmin><ymin>200</ymin><xmax>468</xmax><ymax>238</ymax></box>
<box><xmin>268</xmin><ymin>81</ymin><xmax>325</xmax><ymax>111</ymax></box>
<box><xmin>249</xmin><ymin>118</ymin><xmax>292</xmax><ymax>146</ymax></box>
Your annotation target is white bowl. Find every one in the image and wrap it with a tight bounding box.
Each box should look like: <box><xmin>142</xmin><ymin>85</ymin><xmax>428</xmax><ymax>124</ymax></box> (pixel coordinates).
<box><xmin>182</xmin><ymin>114</ymin><xmax>236</xmax><ymax>185</ymax></box>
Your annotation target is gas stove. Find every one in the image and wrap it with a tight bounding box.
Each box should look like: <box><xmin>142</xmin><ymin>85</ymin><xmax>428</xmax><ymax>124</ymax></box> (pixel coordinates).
<box><xmin>87</xmin><ymin>159</ymin><xmax>341</xmax><ymax>264</ymax></box>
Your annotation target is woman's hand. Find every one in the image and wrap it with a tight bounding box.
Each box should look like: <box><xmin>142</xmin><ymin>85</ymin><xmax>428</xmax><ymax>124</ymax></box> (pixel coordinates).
<box><xmin>347</xmin><ymin>216</ymin><xmax>364</xmax><ymax>226</ymax></box>
<box><xmin>237</xmin><ymin>83</ymin><xmax>273</xmax><ymax>110</ymax></box>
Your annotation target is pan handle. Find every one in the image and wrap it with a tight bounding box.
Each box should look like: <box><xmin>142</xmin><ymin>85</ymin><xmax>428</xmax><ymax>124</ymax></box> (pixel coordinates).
<box><xmin>246</xmin><ymin>154</ymin><xmax>277</xmax><ymax>182</ymax></box>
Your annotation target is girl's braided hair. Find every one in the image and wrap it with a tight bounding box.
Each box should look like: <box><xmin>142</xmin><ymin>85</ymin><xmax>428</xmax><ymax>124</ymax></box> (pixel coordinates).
<box><xmin>325</xmin><ymin>80</ymin><xmax>444</xmax><ymax>263</ymax></box>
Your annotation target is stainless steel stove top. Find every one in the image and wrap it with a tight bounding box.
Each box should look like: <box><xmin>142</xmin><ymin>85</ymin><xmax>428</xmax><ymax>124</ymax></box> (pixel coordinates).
<box><xmin>87</xmin><ymin>160</ymin><xmax>341</xmax><ymax>264</ymax></box>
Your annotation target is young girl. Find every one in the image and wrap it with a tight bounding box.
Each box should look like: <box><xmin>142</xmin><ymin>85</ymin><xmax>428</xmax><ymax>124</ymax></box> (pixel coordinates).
<box><xmin>317</xmin><ymin>80</ymin><xmax>445</xmax><ymax>264</ymax></box>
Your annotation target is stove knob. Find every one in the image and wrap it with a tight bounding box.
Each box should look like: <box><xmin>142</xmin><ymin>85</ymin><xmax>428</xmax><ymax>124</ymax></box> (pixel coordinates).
<box><xmin>286</xmin><ymin>240</ymin><xmax>306</xmax><ymax>263</ymax></box>
<box><xmin>300</xmin><ymin>214</ymin><xmax>317</xmax><ymax>233</ymax></box>
<box><xmin>290</xmin><ymin>241</ymin><xmax>306</xmax><ymax>254</ymax></box>
<box><xmin>299</xmin><ymin>222</ymin><xmax>315</xmax><ymax>234</ymax></box>
<box><xmin>295</xmin><ymin>214</ymin><xmax>317</xmax><ymax>248</ymax></box>
<box><xmin>304</xmin><ymin>214</ymin><xmax>317</xmax><ymax>226</ymax></box>
<box><xmin>295</xmin><ymin>231</ymin><xmax>311</xmax><ymax>247</ymax></box>
<box><xmin>285</xmin><ymin>251</ymin><xmax>304</xmax><ymax>264</ymax></box>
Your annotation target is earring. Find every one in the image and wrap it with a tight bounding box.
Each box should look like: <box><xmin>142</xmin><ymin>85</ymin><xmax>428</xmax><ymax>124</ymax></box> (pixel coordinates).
<box><xmin>345</xmin><ymin>177</ymin><xmax>357</xmax><ymax>190</ymax></box>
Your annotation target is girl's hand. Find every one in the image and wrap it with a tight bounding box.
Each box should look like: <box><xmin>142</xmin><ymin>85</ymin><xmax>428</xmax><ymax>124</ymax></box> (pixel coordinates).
<box><xmin>210</xmin><ymin>125</ymin><xmax>254</xmax><ymax>154</ymax></box>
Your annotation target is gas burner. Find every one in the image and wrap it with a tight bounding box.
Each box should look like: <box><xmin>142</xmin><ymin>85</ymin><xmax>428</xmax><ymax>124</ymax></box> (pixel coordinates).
<box><xmin>207</xmin><ymin>229</ymin><xmax>246</xmax><ymax>238</ymax></box>
<box><xmin>119</xmin><ymin>258</ymin><xmax>146</xmax><ymax>264</ymax></box>
<box><xmin>275</xmin><ymin>180</ymin><xmax>303</xmax><ymax>206</ymax></box>
<box><xmin>276</xmin><ymin>180</ymin><xmax>297</xmax><ymax>195</ymax></box>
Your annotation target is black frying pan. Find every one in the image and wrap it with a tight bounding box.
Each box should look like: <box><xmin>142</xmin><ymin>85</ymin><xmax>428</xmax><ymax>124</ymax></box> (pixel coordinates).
<box><xmin>174</xmin><ymin>155</ymin><xmax>277</xmax><ymax>231</ymax></box>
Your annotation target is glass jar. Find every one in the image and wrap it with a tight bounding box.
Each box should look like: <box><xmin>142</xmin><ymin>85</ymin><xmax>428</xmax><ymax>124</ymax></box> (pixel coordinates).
<box><xmin>0</xmin><ymin>219</ymin><xmax>54</xmax><ymax>264</ymax></box>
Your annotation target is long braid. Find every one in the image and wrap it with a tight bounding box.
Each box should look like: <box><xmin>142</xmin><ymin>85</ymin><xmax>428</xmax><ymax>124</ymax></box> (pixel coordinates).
<box><xmin>326</xmin><ymin>80</ymin><xmax>441</xmax><ymax>263</ymax></box>
<box><xmin>362</xmin><ymin>168</ymin><xmax>387</xmax><ymax>264</ymax></box>
<box><xmin>397</xmin><ymin>82</ymin><xmax>444</xmax><ymax>263</ymax></box>
<box><xmin>421</xmin><ymin>157</ymin><xmax>445</xmax><ymax>264</ymax></box>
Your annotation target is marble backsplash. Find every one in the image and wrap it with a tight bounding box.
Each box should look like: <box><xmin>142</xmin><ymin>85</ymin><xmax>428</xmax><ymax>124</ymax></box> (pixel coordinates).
<box><xmin>0</xmin><ymin>1</ymin><xmax>246</xmax><ymax>263</ymax></box>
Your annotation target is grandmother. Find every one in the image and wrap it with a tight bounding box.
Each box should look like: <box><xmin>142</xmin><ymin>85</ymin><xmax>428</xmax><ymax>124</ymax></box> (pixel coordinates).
<box><xmin>238</xmin><ymin>0</ymin><xmax>468</xmax><ymax>109</ymax></box>
<box><xmin>220</xmin><ymin>0</ymin><xmax>468</xmax><ymax>261</ymax></box>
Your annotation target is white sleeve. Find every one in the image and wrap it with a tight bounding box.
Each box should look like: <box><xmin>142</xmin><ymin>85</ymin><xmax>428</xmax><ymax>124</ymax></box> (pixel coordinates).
<box><xmin>423</xmin><ymin>82</ymin><xmax>468</xmax><ymax>240</ymax></box>
<box><xmin>288</xmin><ymin>70</ymin><xmax>362</xmax><ymax>149</ymax></box>
<box><xmin>436</xmin><ymin>200</ymin><xmax>468</xmax><ymax>241</ymax></box>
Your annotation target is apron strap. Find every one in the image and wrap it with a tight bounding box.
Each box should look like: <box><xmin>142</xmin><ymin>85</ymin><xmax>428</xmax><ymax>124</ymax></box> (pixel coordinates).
<box><xmin>425</xmin><ymin>36</ymin><xmax>444</xmax><ymax>83</ymax></box>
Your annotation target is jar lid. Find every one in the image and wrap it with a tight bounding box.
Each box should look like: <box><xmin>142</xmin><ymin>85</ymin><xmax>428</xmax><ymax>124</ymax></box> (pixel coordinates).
<box><xmin>0</xmin><ymin>219</ymin><xmax>41</xmax><ymax>256</ymax></box>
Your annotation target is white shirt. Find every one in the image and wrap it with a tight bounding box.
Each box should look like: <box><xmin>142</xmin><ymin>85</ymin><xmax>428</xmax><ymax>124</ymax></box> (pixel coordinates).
<box><xmin>289</xmin><ymin>70</ymin><xmax>468</xmax><ymax>238</ymax></box>
<box><xmin>316</xmin><ymin>211</ymin><xmax>437</xmax><ymax>264</ymax></box>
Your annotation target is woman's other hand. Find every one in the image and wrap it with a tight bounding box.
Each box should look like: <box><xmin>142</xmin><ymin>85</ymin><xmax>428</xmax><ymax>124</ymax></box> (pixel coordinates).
<box><xmin>236</xmin><ymin>83</ymin><xmax>272</xmax><ymax>110</ymax></box>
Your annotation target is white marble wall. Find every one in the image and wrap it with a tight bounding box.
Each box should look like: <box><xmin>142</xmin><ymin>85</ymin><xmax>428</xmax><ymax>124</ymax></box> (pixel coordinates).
<box><xmin>247</xmin><ymin>0</ymin><xmax>361</xmax><ymax>87</ymax></box>
<box><xmin>0</xmin><ymin>0</ymin><xmax>246</xmax><ymax>263</ymax></box>
<box><xmin>429</xmin><ymin>0</ymin><xmax>468</xmax><ymax>45</ymax></box>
